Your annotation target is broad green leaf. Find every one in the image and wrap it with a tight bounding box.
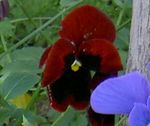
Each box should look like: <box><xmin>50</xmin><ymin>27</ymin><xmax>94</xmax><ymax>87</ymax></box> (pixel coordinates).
<box><xmin>11</xmin><ymin>47</ymin><xmax>44</xmax><ymax>61</ymax></box>
<box><xmin>1</xmin><ymin>60</ymin><xmax>41</xmax><ymax>75</ymax></box>
<box><xmin>0</xmin><ymin>47</ymin><xmax>44</xmax><ymax>67</ymax></box>
<box><xmin>1</xmin><ymin>72</ymin><xmax>40</xmax><ymax>100</ymax></box>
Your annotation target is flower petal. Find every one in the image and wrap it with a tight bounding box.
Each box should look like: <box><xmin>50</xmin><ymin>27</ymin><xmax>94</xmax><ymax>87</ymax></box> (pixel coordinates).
<box><xmin>47</xmin><ymin>85</ymin><xmax>70</xmax><ymax>112</ymax></box>
<box><xmin>42</xmin><ymin>39</ymin><xmax>76</xmax><ymax>87</ymax></box>
<box><xmin>91</xmin><ymin>72</ymin><xmax>150</xmax><ymax>114</ymax></box>
<box><xmin>48</xmin><ymin>68</ymin><xmax>91</xmax><ymax>112</ymax></box>
<box><xmin>129</xmin><ymin>103</ymin><xmax>150</xmax><ymax>126</ymax></box>
<box><xmin>78</xmin><ymin>39</ymin><xmax>122</xmax><ymax>73</ymax></box>
<box><xmin>88</xmin><ymin>107</ymin><xmax>114</xmax><ymax>126</ymax></box>
<box><xmin>39</xmin><ymin>46</ymin><xmax>52</xmax><ymax>68</ymax></box>
<box><xmin>59</xmin><ymin>5</ymin><xmax>115</xmax><ymax>47</ymax></box>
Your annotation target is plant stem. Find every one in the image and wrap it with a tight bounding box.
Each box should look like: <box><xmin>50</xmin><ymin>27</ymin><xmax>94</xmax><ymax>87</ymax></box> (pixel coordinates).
<box><xmin>117</xmin><ymin>18</ymin><xmax>131</xmax><ymax>31</ymax></box>
<box><xmin>0</xmin><ymin>0</ymin><xmax>82</xmax><ymax>60</ymax></box>
<box><xmin>115</xmin><ymin>115</ymin><xmax>127</xmax><ymax>126</ymax></box>
<box><xmin>11</xmin><ymin>17</ymin><xmax>52</xmax><ymax>23</ymax></box>
<box><xmin>0</xmin><ymin>34</ymin><xmax>12</xmax><ymax>63</ymax></box>
<box><xmin>26</xmin><ymin>84</ymin><xmax>41</xmax><ymax>110</ymax></box>
<box><xmin>116</xmin><ymin>1</ymin><xmax>128</xmax><ymax>27</ymax></box>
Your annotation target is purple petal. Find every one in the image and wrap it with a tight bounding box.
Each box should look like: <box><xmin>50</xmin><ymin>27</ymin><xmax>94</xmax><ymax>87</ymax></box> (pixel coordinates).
<box><xmin>91</xmin><ymin>72</ymin><xmax>150</xmax><ymax>114</ymax></box>
<box><xmin>129</xmin><ymin>103</ymin><xmax>150</xmax><ymax>126</ymax></box>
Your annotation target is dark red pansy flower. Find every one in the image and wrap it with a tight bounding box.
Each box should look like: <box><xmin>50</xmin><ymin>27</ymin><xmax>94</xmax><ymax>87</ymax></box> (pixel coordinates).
<box><xmin>40</xmin><ymin>4</ymin><xmax>123</xmax><ymax>126</ymax></box>
<box><xmin>0</xmin><ymin>0</ymin><xmax>9</xmax><ymax>20</ymax></box>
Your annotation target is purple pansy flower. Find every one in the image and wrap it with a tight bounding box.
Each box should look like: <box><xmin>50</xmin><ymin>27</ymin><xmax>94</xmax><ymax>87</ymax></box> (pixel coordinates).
<box><xmin>90</xmin><ymin>71</ymin><xmax>150</xmax><ymax>126</ymax></box>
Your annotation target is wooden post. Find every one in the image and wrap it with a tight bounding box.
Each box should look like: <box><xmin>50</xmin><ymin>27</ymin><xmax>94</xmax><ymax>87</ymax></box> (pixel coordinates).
<box><xmin>127</xmin><ymin>0</ymin><xmax>150</xmax><ymax>80</ymax></box>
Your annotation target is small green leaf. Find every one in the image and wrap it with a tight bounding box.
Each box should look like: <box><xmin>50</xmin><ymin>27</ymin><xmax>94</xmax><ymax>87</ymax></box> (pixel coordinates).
<box><xmin>23</xmin><ymin>115</ymin><xmax>34</xmax><ymax>126</ymax></box>
<box><xmin>23</xmin><ymin>110</ymin><xmax>46</xmax><ymax>125</ymax></box>
<box><xmin>1</xmin><ymin>72</ymin><xmax>40</xmax><ymax>100</ymax></box>
<box><xmin>0</xmin><ymin>20</ymin><xmax>15</xmax><ymax>37</ymax></box>
<box><xmin>70</xmin><ymin>113</ymin><xmax>88</xmax><ymax>126</ymax></box>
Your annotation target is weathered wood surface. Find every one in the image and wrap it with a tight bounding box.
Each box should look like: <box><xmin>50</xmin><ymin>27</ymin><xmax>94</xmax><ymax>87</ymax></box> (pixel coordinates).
<box><xmin>127</xmin><ymin>0</ymin><xmax>150</xmax><ymax>80</ymax></box>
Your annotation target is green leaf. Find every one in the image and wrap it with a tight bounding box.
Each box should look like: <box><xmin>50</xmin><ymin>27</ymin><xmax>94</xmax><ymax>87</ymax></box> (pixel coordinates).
<box><xmin>1</xmin><ymin>60</ymin><xmax>41</xmax><ymax>75</ymax></box>
<box><xmin>0</xmin><ymin>20</ymin><xmax>15</xmax><ymax>37</ymax></box>
<box><xmin>1</xmin><ymin>73</ymin><xmax>40</xmax><ymax>100</ymax></box>
<box><xmin>118</xmin><ymin>49</ymin><xmax>128</xmax><ymax>69</ymax></box>
<box><xmin>23</xmin><ymin>115</ymin><xmax>34</xmax><ymax>126</ymax></box>
<box><xmin>0</xmin><ymin>47</ymin><xmax>44</xmax><ymax>67</ymax></box>
<box><xmin>23</xmin><ymin>110</ymin><xmax>46</xmax><ymax>125</ymax></box>
<box><xmin>70</xmin><ymin>113</ymin><xmax>88</xmax><ymax>126</ymax></box>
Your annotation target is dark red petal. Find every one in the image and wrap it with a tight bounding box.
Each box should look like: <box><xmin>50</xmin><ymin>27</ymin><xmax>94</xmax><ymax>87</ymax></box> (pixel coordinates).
<box><xmin>47</xmin><ymin>68</ymin><xmax>91</xmax><ymax>111</ymax></box>
<box><xmin>90</xmin><ymin>72</ymin><xmax>117</xmax><ymax>90</ymax></box>
<box><xmin>78</xmin><ymin>39</ymin><xmax>123</xmax><ymax>74</ymax></box>
<box><xmin>70</xmin><ymin>100</ymin><xmax>89</xmax><ymax>110</ymax></box>
<box><xmin>88</xmin><ymin>107</ymin><xmax>114</xmax><ymax>126</ymax></box>
<box><xmin>42</xmin><ymin>39</ymin><xmax>76</xmax><ymax>87</ymax></box>
<box><xmin>69</xmin><ymin>68</ymin><xmax>91</xmax><ymax>110</ymax></box>
<box><xmin>47</xmin><ymin>85</ymin><xmax>70</xmax><ymax>112</ymax></box>
<box><xmin>39</xmin><ymin>46</ymin><xmax>52</xmax><ymax>68</ymax></box>
<box><xmin>59</xmin><ymin>5</ymin><xmax>115</xmax><ymax>47</ymax></box>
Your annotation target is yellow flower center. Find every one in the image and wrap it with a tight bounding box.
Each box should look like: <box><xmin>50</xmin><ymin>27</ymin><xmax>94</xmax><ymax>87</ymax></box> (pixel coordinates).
<box><xmin>71</xmin><ymin>60</ymin><xmax>82</xmax><ymax>72</ymax></box>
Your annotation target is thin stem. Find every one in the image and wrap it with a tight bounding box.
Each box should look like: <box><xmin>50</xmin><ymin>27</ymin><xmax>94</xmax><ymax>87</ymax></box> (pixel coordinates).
<box><xmin>0</xmin><ymin>0</ymin><xmax>82</xmax><ymax>60</ymax></box>
<box><xmin>11</xmin><ymin>17</ymin><xmax>52</xmax><ymax>23</ymax></box>
<box><xmin>115</xmin><ymin>115</ymin><xmax>127</xmax><ymax>126</ymax></box>
<box><xmin>117</xmin><ymin>18</ymin><xmax>131</xmax><ymax>31</ymax></box>
<box><xmin>51</xmin><ymin>107</ymin><xmax>71</xmax><ymax>126</ymax></box>
<box><xmin>116</xmin><ymin>1</ymin><xmax>128</xmax><ymax>27</ymax></box>
<box><xmin>15</xmin><ymin>0</ymin><xmax>50</xmax><ymax>42</ymax></box>
<box><xmin>0</xmin><ymin>34</ymin><xmax>12</xmax><ymax>63</ymax></box>
<box><xmin>26</xmin><ymin>84</ymin><xmax>41</xmax><ymax>110</ymax></box>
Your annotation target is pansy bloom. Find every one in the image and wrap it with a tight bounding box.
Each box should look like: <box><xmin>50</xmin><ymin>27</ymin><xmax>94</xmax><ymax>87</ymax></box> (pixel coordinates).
<box><xmin>91</xmin><ymin>68</ymin><xmax>150</xmax><ymax>126</ymax></box>
<box><xmin>40</xmin><ymin>5</ymin><xmax>122</xmax><ymax>126</ymax></box>
<box><xmin>0</xmin><ymin>0</ymin><xmax>9</xmax><ymax>20</ymax></box>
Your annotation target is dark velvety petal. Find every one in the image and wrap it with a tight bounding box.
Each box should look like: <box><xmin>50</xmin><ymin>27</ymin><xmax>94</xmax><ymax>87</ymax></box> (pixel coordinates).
<box><xmin>129</xmin><ymin>103</ymin><xmax>150</xmax><ymax>126</ymax></box>
<box><xmin>47</xmin><ymin>68</ymin><xmax>91</xmax><ymax>112</ymax></box>
<box><xmin>47</xmin><ymin>85</ymin><xmax>70</xmax><ymax>112</ymax></box>
<box><xmin>0</xmin><ymin>0</ymin><xmax>9</xmax><ymax>20</ymax></box>
<box><xmin>39</xmin><ymin>46</ymin><xmax>52</xmax><ymax>68</ymax></box>
<box><xmin>90</xmin><ymin>72</ymin><xmax>117</xmax><ymax>90</ymax></box>
<box><xmin>88</xmin><ymin>107</ymin><xmax>114</xmax><ymax>126</ymax></box>
<box><xmin>91</xmin><ymin>72</ymin><xmax>150</xmax><ymax>114</ymax></box>
<box><xmin>78</xmin><ymin>39</ymin><xmax>122</xmax><ymax>73</ymax></box>
<box><xmin>41</xmin><ymin>39</ymin><xmax>76</xmax><ymax>87</ymax></box>
<box><xmin>59</xmin><ymin>5</ymin><xmax>115</xmax><ymax>47</ymax></box>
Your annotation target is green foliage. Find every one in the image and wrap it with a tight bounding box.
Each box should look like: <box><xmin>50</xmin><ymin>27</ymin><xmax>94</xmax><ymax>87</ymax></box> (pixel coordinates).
<box><xmin>0</xmin><ymin>0</ymin><xmax>131</xmax><ymax>125</ymax></box>
<box><xmin>1</xmin><ymin>73</ymin><xmax>40</xmax><ymax>100</ymax></box>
